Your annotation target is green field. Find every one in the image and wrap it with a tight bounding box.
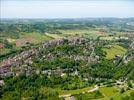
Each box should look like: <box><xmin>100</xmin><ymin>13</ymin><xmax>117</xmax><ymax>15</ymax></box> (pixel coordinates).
<box><xmin>45</xmin><ymin>33</ymin><xmax>63</xmax><ymax>39</ymax></box>
<box><xmin>57</xmin><ymin>85</ymin><xmax>94</xmax><ymax>95</ymax></box>
<box><xmin>0</xmin><ymin>48</ymin><xmax>10</xmax><ymax>55</ymax></box>
<box><xmin>4</xmin><ymin>32</ymin><xmax>53</xmax><ymax>47</ymax></box>
<box><xmin>99</xmin><ymin>87</ymin><xmax>119</xmax><ymax>99</ymax></box>
<box><xmin>74</xmin><ymin>90</ymin><xmax>104</xmax><ymax>100</ymax></box>
<box><xmin>17</xmin><ymin>32</ymin><xmax>52</xmax><ymax>45</ymax></box>
<box><xmin>113</xmin><ymin>89</ymin><xmax>134</xmax><ymax>100</ymax></box>
<box><xmin>59</xmin><ymin>29</ymin><xmax>104</xmax><ymax>39</ymax></box>
<box><xmin>0</xmin><ymin>32</ymin><xmax>53</xmax><ymax>57</ymax></box>
<box><xmin>58</xmin><ymin>86</ymin><xmax>134</xmax><ymax>100</ymax></box>
<box><xmin>4</xmin><ymin>29</ymin><xmax>106</xmax><ymax>47</ymax></box>
<box><xmin>96</xmin><ymin>87</ymin><xmax>134</xmax><ymax>100</ymax></box>
<box><xmin>103</xmin><ymin>45</ymin><xmax>127</xmax><ymax>59</ymax></box>
<box><xmin>36</xmin><ymin>85</ymin><xmax>134</xmax><ymax>100</ymax></box>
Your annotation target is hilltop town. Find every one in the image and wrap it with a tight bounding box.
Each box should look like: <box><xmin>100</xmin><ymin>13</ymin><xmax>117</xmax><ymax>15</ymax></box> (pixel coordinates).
<box><xmin>0</xmin><ymin>18</ymin><xmax>134</xmax><ymax>100</ymax></box>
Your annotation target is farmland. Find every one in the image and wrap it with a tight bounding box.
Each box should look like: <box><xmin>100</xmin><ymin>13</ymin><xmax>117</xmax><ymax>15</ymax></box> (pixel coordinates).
<box><xmin>103</xmin><ymin>45</ymin><xmax>127</xmax><ymax>59</ymax></box>
<box><xmin>58</xmin><ymin>29</ymin><xmax>104</xmax><ymax>39</ymax></box>
<box><xmin>16</xmin><ymin>32</ymin><xmax>52</xmax><ymax>46</ymax></box>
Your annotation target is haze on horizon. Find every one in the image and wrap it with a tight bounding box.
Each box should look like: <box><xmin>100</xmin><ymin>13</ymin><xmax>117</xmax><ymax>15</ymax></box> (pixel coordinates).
<box><xmin>1</xmin><ymin>0</ymin><xmax>134</xmax><ymax>19</ymax></box>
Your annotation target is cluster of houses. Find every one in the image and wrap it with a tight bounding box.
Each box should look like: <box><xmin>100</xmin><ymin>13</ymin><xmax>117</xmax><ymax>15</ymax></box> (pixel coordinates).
<box><xmin>42</xmin><ymin>37</ymin><xmax>88</xmax><ymax>48</ymax></box>
<box><xmin>0</xmin><ymin>37</ymin><xmax>97</xmax><ymax>77</ymax></box>
<box><xmin>0</xmin><ymin>49</ymin><xmax>37</xmax><ymax>76</ymax></box>
<box><xmin>41</xmin><ymin>37</ymin><xmax>97</xmax><ymax>63</ymax></box>
<box><xmin>37</xmin><ymin>68</ymin><xmax>78</xmax><ymax>77</ymax></box>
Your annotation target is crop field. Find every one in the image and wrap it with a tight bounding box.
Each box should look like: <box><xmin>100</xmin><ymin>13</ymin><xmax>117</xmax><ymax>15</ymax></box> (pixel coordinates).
<box><xmin>2</xmin><ymin>32</ymin><xmax>53</xmax><ymax>47</ymax></box>
<box><xmin>58</xmin><ymin>29</ymin><xmax>105</xmax><ymax>39</ymax></box>
<box><xmin>15</xmin><ymin>32</ymin><xmax>52</xmax><ymax>46</ymax></box>
<box><xmin>3</xmin><ymin>29</ymin><xmax>109</xmax><ymax>48</ymax></box>
<box><xmin>103</xmin><ymin>45</ymin><xmax>127</xmax><ymax>59</ymax></box>
<box><xmin>0</xmin><ymin>32</ymin><xmax>53</xmax><ymax>57</ymax></box>
<box><xmin>99</xmin><ymin>87</ymin><xmax>118</xmax><ymax>99</ymax></box>
<box><xmin>45</xmin><ymin>33</ymin><xmax>63</xmax><ymax>39</ymax></box>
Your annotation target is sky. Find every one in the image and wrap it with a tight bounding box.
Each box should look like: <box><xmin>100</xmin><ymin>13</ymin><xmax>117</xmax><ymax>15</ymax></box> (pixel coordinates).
<box><xmin>1</xmin><ymin>0</ymin><xmax>134</xmax><ymax>18</ymax></box>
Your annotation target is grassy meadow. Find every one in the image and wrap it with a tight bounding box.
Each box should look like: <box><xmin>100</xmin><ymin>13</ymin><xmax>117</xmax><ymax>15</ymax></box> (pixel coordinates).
<box><xmin>58</xmin><ymin>29</ymin><xmax>105</xmax><ymax>39</ymax></box>
<box><xmin>57</xmin><ymin>85</ymin><xmax>94</xmax><ymax>95</ymax></box>
<box><xmin>103</xmin><ymin>45</ymin><xmax>127</xmax><ymax>59</ymax></box>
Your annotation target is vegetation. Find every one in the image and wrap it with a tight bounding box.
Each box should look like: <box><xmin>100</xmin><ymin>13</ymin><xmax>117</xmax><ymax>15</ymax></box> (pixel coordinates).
<box><xmin>74</xmin><ymin>90</ymin><xmax>104</xmax><ymax>100</ymax></box>
<box><xmin>0</xmin><ymin>18</ymin><xmax>134</xmax><ymax>100</ymax></box>
<box><xmin>103</xmin><ymin>45</ymin><xmax>127</xmax><ymax>59</ymax></box>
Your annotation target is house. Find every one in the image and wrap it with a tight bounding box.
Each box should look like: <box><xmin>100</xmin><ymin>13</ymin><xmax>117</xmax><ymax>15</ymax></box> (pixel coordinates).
<box><xmin>0</xmin><ymin>80</ymin><xmax>4</xmax><ymax>86</ymax></box>
<box><xmin>61</xmin><ymin>73</ymin><xmax>66</xmax><ymax>77</ymax></box>
<box><xmin>71</xmin><ymin>69</ymin><xmax>78</xmax><ymax>76</ymax></box>
<box><xmin>53</xmin><ymin>68</ymin><xmax>64</xmax><ymax>76</ymax></box>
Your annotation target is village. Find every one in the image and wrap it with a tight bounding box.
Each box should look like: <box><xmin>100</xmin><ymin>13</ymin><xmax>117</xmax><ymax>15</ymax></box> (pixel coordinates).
<box><xmin>0</xmin><ymin>37</ymin><xmax>98</xmax><ymax>77</ymax></box>
<box><xmin>0</xmin><ymin>17</ymin><xmax>134</xmax><ymax>100</ymax></box>
<box><xmin>0</xmin><ymin>37</ymin><xmax>133</xmax><ymax>100</ymax></box>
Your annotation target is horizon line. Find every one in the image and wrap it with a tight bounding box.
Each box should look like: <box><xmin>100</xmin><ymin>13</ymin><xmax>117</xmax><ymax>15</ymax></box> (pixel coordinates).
<box><xmin>1</xmin><ymin>17</ymin><xmax>134</xmax><ymax>19</ymax></box>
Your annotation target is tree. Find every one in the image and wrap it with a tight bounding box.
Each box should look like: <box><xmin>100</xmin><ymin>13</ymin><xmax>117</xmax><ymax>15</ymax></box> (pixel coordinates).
<box><xmin>120</xmin><ymin>88</ymin><xmax>125</xmax><ymax>94</ymax></box>
<box><xmin>127</xmin><ymin>81</ymin><xmax>133</xmax><ymax>88</ymax></box>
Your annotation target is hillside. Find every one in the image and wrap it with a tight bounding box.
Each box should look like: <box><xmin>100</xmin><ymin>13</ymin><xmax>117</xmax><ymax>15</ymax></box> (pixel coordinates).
<box><xmin>0</xmin><ymin>18</ymin><xmax>134</xmax><ymax>100</ymax></box>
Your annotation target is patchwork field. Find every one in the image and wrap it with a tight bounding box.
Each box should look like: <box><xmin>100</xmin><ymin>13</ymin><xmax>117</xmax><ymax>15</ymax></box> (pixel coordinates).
<box><xmin>5</xmin><ymin>32</ymin><xmax>53</xmax><ymax>47</ymax></box>
<box><xmin>2</xmin><ymin>29</ymin><xmax>112</xmax><ymax>48</ymax></box>
<box><xmin>15</xmin><ymin>32</ymin><xmax>52</xmax><ymax>46</ymax></box>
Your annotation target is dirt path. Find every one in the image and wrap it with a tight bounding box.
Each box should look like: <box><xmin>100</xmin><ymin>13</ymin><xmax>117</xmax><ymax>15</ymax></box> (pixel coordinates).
<box><xmin>87</xmin><ymin>85</ymin><xmax>99</xmax><ymax>92</ymax></box>
<box><xmin>59</xmin><ymin>85</ymin><xmax>99</xmax><ymax>99</ymax></box>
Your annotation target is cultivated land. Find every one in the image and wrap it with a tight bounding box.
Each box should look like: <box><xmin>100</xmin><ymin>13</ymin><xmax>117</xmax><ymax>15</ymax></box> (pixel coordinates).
<box><xmin>103</xmin><ymin>45</ymin><xmax>127</xmax><ymax>59</ymax></box>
